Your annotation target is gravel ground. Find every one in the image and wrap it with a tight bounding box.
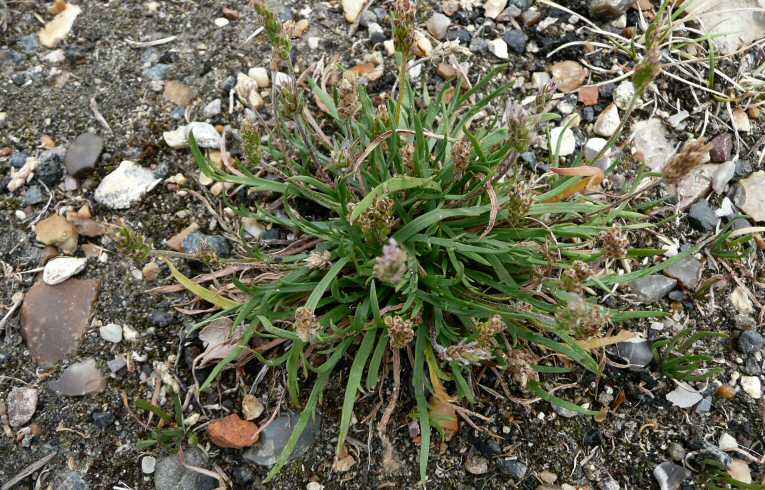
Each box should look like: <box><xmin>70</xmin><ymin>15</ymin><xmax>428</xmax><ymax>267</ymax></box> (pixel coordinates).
<box><xmin>1</xmin><ymin>0</ymin><xmax>765</xmax><ymax>489</ymax></box>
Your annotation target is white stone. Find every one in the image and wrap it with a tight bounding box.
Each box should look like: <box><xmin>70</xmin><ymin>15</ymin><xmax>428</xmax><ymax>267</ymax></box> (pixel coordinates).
<box><xmin>242</xmin><ymin>217</ymin><xmax>265</xmax><ymax>239</ymax></box>
<box><xmin>142</xmin><ymin>455</ymin><xmax>157</xmax><ymax>474</ymax></box>
<box><xmin>712</xmin><ymin>160</ymin><xmax>736</xmax><ymax>194</ymax></box>
<box><xmin>214</xmin><ymin>17</ymin><xmax>229</xmax><ymax>27</ymax></box>
<box><xmin>43</xmin><ymin>257</ymin><xmax>87</xmax><ymax>285</ymax></box>
<box><xmin>613</xmin><ymin>81</ymin><xmax>635</xmax><ymax>110</ymax></box>
<box><xmin>342</xmin><ymin>0</ymin><xmax>364</xmax><ymax>23</ymax></box>
<box><xmin>730</xmin><ymin>286</ymin><xmax>754</xmax><ymax>315</ymax></box>
<box><xmin>202</xmin><ymin>99</ymin><xmax>222</xmax><ymax>119</ymax></box>
<box><xmin>550</xmin><ymin>127</ymin><xmax>576</xmax><ymax>157</ymax></box>
<box><xmin>248</xmin><ymin>67</ymin><xmax>270</xmax><ymax>88</ymax></box>
<box><xmin>308</xmin><ymin>37</ymin><xmax>320</xmax><ymax>49</ymax></box>
<box><xmin>716</xmin><ymin>197</ymin><xmax>736</xmax><ymax>218</ymax></box>
<box><xmin>487</xmin><ymin>38</ymin><xmax>509</xmax><ymax>59</ymax></box>
<box><xmin>94</xmin><ymin>161</ymin><xmax>162</xmax><ymax>209</ymax></box>
<box><xmin>123</xmin><ymin>325</ymin><xmax>140</xmax><ymax>342</ymax></box>
<box><xmin>306</xmin><ymin>483</ymin><xmax>324</xmax><ymax>490</ymax></box>
<box><xmin>531</xmin><ymin>72</ymin><xmax>551</xmax><ymax>90</ymax></box>
<box><xmin>43</xmin><ymin>49</ymin><xmax>66</xmax><ymax>64</ymax></box>
<box><xmin>584</xmin><ymin>137</ymin><xmax>613</xmax><ymax>170</ymax></box>
<box><xmin>484</xmin><ymin>0</ymin><xmax>508</xmax><ymax>19</ymax></box>
<box><xmin>273</xmin><ymin>72</ymin><xmax>293</xmax><ymax>89</ymax></box>
<box><xmin>734</xmin><ymin>171</ymin><xmax>765</xmax><ymax>222</ymax></box>
<box><xmin>99</xmin><ymin>323</ymin><xmax>123</xmax><ymax>343</ymax></box>
<box><xmin>666</xmin><ymin>384</ymin><xmax>703</xmax><ymax>408</ymax></box>
<box><xmin>740</xmin><ymin>376</ymin><xmax>761</xmax><ymax>399</ymax></box>
<box><xmin>235</xmin><ymin>73</ymin><xmax>265</xmax><ymax>110</ymax></box>
<box><xmin>594</xmin><ymin>103</ymin><xmax>620</xmax><ymax>137</ymax></box>
<box><xmin>163</xmin><ymin>122</ymin><xmax>221</xmax><ymax>149</ymax></box>
<box><xmin>631</xmin><ymin>119</ymin><xmax>676</xmax><ymax>171</ymax></box>
<box><xmin>728</xmin><ymin>459</ymin><xmax>752</xmax><ymax>484</ymax></box>
<box><xmin>426</xmin><ymin>13</ymin><xmax>452</xmax><ymax>40</ymax></box>
<box><xmin>732</xmin><ymin>109</ymin><xmax>751</xmax><ymax>133</ymax></box>
<box><xmin>718</xmin><ymin>432</ymin><xmax>738</xmax><ymax>451</ymax></box>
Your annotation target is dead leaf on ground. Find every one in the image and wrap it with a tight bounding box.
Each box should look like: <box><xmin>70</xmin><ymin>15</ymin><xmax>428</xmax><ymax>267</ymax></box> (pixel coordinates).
<box><xmin>333</xmin><ymin>447</ymin><xmax>356</xmax><ymax>472</ymax></box>
<box><xmin>547</xmin><ymin>166</ymin><xmax>604</xmax><ymax>202</ymax></box>
<box><xmin>429</xmin><ymin>398</ymin><xmax>459</xmax><ymax>441</ymax></box>
<box><xmin>39</xmin><ymin>2</ymin><xmax>82</xmax><ymax>48</ymax></box>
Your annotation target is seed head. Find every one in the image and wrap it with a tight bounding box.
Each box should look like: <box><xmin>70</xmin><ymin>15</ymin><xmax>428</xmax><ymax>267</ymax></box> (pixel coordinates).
<box><xmin>507</xmin><ymin>181</ymin><xmax>534</xmax><ymax>227</ymax></box>
<box><xmin>392</xmin><ymin>0</ymin><xmax>416</xmax><ymax>57</ymax></box>
<box><xmin>662</xmin><ymin>138</ymin><xmax>713</xmax><ymax>185</ymax></box>
<box><xmin>507</xmin><ymin>349</ymin><xmax>539</xmax><ymax>390</ymax></box>
<box><xmin>452</xmin><ymin>138</ymin><xmax>472</xmax><ymax>177</ymax></box>
<box><xmin>305</xmin><ymin>250</ymin><xmax>332</xmax><ymax>270</ymax></box>
<box><xmin>600</xmin><ymin>225</ymin><xmax>628</xmax><ymax>259</ymax></box>
<box><xmin>294</xmin><ymin>307</ymin><xmax>320</xmax><ymax>343</ymax></box>
<box><xmin>373</xmin><ymin>238</ymin><xmax>408</xmax><ymax>286</ymax></box>
<box><xmin>338</xmin><ymin>72</ymin><xmax>361</xmax><ymax>119</ymax></box>
<box><xmin>252</xmin><ymin>1</ymin><xmax>292</xmax><ymax>69</ymax></box>
<box><xmin>384</xmin><ymin>315</ymin><xmax>415</xmax><ymax>349</ymax></box>
<box><xmin>477</xmin><ymin>315</ymin><xmax>506</xmax><ymax>347</ymax></box>
<box><xmin>555</xmin><ymin>295</ymin><xmax>610</xmax><ymax>338</ymax></box>
<box><xmin>441</xmin><ymin>341</ymin><xmax>493</xmax><ymax>365</ymax></box>
<box><xmin>506</xmin><ymin>103</ymin><xmax>532</xmax><ymax>153</ymax></box>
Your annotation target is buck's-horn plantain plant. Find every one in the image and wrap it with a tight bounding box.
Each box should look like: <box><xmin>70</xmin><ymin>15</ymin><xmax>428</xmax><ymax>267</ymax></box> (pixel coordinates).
<box><xmin>177</xmin><ymin>0</ymin><xmax>687</xmax><ymax>484</ymax></box>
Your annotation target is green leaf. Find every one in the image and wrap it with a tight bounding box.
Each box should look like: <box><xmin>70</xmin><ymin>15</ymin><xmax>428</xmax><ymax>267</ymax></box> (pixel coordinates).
<box><xmin>414</xmin><ymin>326</ymin><xmax>431</xmax><ymax>483</ymax></box>
<box><xmin>527</xmin><ymin>381</ymin><xmax>602</xmax><ymax>416</ymax></box>
<box><xmin>162</xmin><ymin>258</ymin><xmax>240</xmax><ymax>310</ymax></box>
<box><xmin>336</xmin><ymin>327</ymin><xmax>377</xmax><ymax>456</ymax></box>
<box><xmin>305</xmin><ymin>256</ymin><xmax>351</xmax><ymax>311</ymax></box>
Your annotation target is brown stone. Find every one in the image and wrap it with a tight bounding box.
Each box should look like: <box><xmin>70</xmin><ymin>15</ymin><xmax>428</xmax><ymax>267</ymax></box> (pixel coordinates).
<box><xmin>164</xmin><ymin>80</ymin><xmax>196</xmax><ymax>107</ymax></box>
<box><xmin>142</xmin><ymin>261</ymin><xmax>161</xmax><ymax>282</ymax></box>
<box><xmin>437</xmin><ymin>63</ymin><xmax>459</xmax><ymax>80</ymax></box>
<box><xmin>207</xmin><ymin>414</ymin><xmax>259</xmax><ymax>448</ymax></box>
<box><xmin>549</xmin><ymin>61</ymin><xmax>587</xmax><ymax>92</ymax></box>
<box><xmin>222</xmin><ymin>7</ymin><xmax>240</xmax><ymax>20</ymax></box>
<box><xmin>80</xmin><ymin>243</ymin><xmax>103</xmax><ymax>258</ymax></box>
<box><xmin>578</xmin><ymin>85</ymin><xmax>599</xmax><ymax>106</ymax></box>
<box><xmin>0</xmin><ymin>147</ymin><xmax>12</xmax><ymax>157</ymax></box>
<box><xmin>21</xmin><ymin>279</ymin><xmax>100</xmax><ymax>367</ymax></box>
<box><xmin>709</xmin><ymin>133</ymin><xmax>733</xmax><ymax>163</ymax></box>
<box><xmin>167</xmin><ymin>223</ymin><xmax>200</xmax><ymax>252</ymax></box>
<box><xmin>35</xmin><ymin>215</ymin><xmax>78</xmax><ymax>254</ymax></box>
<box><xmin>66</xmin><ymin>214</ymin><xmax>108</xmax><ymax>237</ymax></box>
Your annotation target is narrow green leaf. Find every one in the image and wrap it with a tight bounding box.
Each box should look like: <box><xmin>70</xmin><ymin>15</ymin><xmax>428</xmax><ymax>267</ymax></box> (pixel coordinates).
<box><xmin>336</xmin><ymin>327</ymin><xmax>377</xmax><ymax>456</ymax></box>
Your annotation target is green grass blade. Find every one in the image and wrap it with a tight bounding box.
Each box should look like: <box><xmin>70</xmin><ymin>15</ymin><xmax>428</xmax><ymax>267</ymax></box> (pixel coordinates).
<box><xmin>336</xmin><ymin>327</ymin><xmax>377</xmax><ymax>456</ymax></box>
<box><xmin>305</xmin><ymin>256</ymin><xmax>350</xmax><ymax>311</ymax></box>
<box><xmin>414</xmin><ymin>326</ymin><xmax>431</xmax><ymax>483</ymax></box>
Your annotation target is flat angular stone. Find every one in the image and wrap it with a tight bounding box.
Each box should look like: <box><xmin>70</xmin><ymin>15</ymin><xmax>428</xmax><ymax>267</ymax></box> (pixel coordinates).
<box><xmin>35</xmin><ymin>215</ymin><xmax>78</xmax><ymax>254</ymax></box>
<box><xmin>207</xmin><ymin>414</ymin><xmax>260</xmax><ymax>448</ymax></box>
<box><xmin>630</xmin><ymin>275</ymin><xmax>676</xmax><ymax>303</ymax></box>
<box><xmin>734</xmin><ymin>171</ymin><xmax>765</xmax><ymax>222</ymax></box>
<box><xmin>632</xmin><ymin>119</ymin><xmax>676</xmax><ymax>172</ymax></box>
<box><xmin>94</xmin><ymin>161</ymin><xmax>161</xmax><ymax>209</ymax></box>
<box><xmin>7</xmin><ymin>387</ymin><xmax>38</xmax><ymax>427</ymax></box>
<box><xmin>43</xmin><ymin>257</ymin><xmax>87</xmax><ymax>285</ymax></box>
<box><xmin>21</xmin><ymin>279</ymin><xmax>99</xmax><ymax>366</ymax></box>
<box><xmin>64</xmin><ymin>133</ymin><xmax>103</xmax><ymax>177</ymax></box>
<box><xmin>663</xmin><ymin>256</ymin><xmax>702</xmax><ymax>290</ymax></box>
<box><xmin>654</xmin><ymin>462</ymin><xmax>691</xmax><ymax>490</ymax></box>
<box><xmin>48</xmin><ymin>358</ymin><xmax>105</xmax><ymax>396</ymax></box>
<box><xmin>243</xmin><ymin>412</ymin><xmax>320</xmax><ymax>467</ymax></box>
<box><xmin>155</xmin><ymin>447</ymin><xmax>217</xmax><ymax>490</ymax></box>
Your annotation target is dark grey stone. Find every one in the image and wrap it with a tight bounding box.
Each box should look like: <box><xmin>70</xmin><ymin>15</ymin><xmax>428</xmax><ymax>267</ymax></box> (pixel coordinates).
<box><xmin>92</xmin><ymin>410</ymin><xmax>114</xmax><ymax>428</ymax></box>
<box><xmin>734</xmin><ymin>159</ymin><xmax>753</xmax><ymax>180</ymax></box>
<box><xmin>599</xmin><ymin>478</ymin><xmax>620</xmax><ymax>490</ymax></box>
<box><xmin>144</xmin><ymin>63</ymin><xmax>172</xmax><ymax>81</ymax></box>
<box><xmin>737</xmin><ymin>330</ymin><xmax>763</xmax><ymax>354</ymax></box>
<box><xmin>10</xmin><ymin>151</ymin><xmax>27</xmax><ymax>169</ymax></box>
<box><xmin>18</xmin><ymin>34</ymin><xmax>39</xmax><ymax>53</ymax></box>
<box><xmin>183</xmin><ymin>232</ymin><xmax>231</xmax><ymax>257</ymax></box>
<box><xmin>630</xmin><ymin>275</ymin><xmax>677</xmax><ymax>303</ymax></box>
<box><xmin>243</xmin><ymin>412</ymin><xmax>320</xmax><ymax>467</ymax></box>
<box><xmin>445</xmin><ymin>29</ymin><xmax>472</xmax><ymax>44</ymax></box>
<box><xmin>23</xmin><ymin>185</ymin><xmax>46</xmax><ymax>206</ymax></box>
<box><xmin>663</xmin><ymin>255</ymin><xmax>702</xmax><ymax>290</ymax></box>
<box><xmin>35</xmin><ymin>157</ymin><xmax>63</xmax><ymax>187</ymax></box>
<box><xmin>687</xmin><ymin>201</ymin><xmax>719</xmax><ymax>231</ymax></box>
<box><xmin>368</xmin><ymin>22</ymin><xmax>386</xmax><ymax>43</ymax></box>
<box><xmin>694</xmin><ymin>396</ymin><xmax>712</xmax><ymax>414</ymax></box>
<box><xmin>497</xmin><ymin>458</ymin><xmax>527</xmax><ymax>480</ymax></box>
<box><xmin>502</xmin><ymin>29</ymin><xmax>528</xmax><ymax>53</ymax></box>
<box><xmin>155</xmin><ymin>447</ymin><xmax>217</xmax><ymax>490</ymax></box>
<box><xmin>64</xmin><ymin>133</ymin><xmax>103</xmax><ymax>177</ymax></box>
<box><xmin>149</xmin><ymin>309</ymin><xmax>175</xmax><ymax>327</ymax></box>
<box><xmin>614</xmin><ymin>340</ymin><xmax>653</xmax><ymax>368</ymax></box>
<box><xmin>589</xmin><ymin>0</ymin><xmax>633</xmax><ymax>19</ymax></box>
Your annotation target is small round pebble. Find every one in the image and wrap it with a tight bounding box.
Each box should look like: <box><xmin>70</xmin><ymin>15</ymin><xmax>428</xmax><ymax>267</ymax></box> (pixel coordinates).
<box><xmin>142</xmin><ymin>455</ymin><xmax>157</xmax><ymax>474</ymax></box>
